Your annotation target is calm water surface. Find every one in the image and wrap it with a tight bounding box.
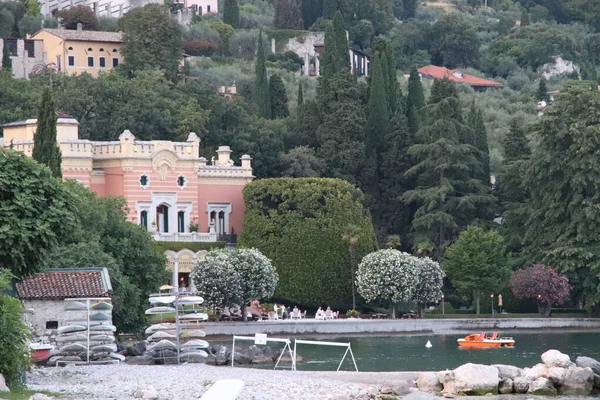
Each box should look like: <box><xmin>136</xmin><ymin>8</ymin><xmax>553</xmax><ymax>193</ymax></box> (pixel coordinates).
<box><xmin>215</xmin><ymin>331</ymin><xmax>600</xmax><ymax>372</ymax></box>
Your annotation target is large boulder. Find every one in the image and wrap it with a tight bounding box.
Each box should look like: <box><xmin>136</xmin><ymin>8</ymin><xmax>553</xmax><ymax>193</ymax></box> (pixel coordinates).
<box><xmin>126</xmin><ymin>341</ymin><xmax>147</xmax><ymax>357</ymax></box>
<box><xmin>594</xmin><ymin>374</ymin><xmax>600</xmax><ymax>389</ymax></box>
<box><xmin>247</xmin><ymin>345</ymin><xmax>270</xmax><ymax>364</ymax></box>
<box><xmin>528</xmin><ymin>377</ymin><xmax>557</xmax><ymax>395</ymax></box>
<box><xmin>576</xmin><ymin>356</ymin><xmax>600</xmax><ymax>375</ymax></box>
<box><xmin>231</xmin><ymin>349</ymin><xmax>252</xmax><ymax>365</ymax></box>
<box><xmin>523</xmin><ymin>363</ymin><xmax>548</xmax><ymax>380</ymax></box>
<box><xmin>547</xmin><ymin>366</ymin><xmax>567</xmax><ymax>385</ymax></box>
<box><xmin>559</xmin><ymin>367</ymin><xmax>594</xmax><ymax>395</ymax></box>
<box><xmin>493</xmin><ymin>364</ymin><xmax>521</xmax><ymax>380</ymax></box>
<box><xmin>215</xmin><ymin>346</ymin><xmax>229</xmax><ymax>366</ymax></box>
<box><xmin>513</xmin><ymin>376</ymin><xmax>529</xmax><ymax>394</ymax></box>
<box><xmin>180</xmin><ymin>352</ymin><xmax>209</xmax><ymax>363</ymax></box>
<box><xmin>542</xmin><ymin>349</ymin><xmax>572</xmax><ymax>368</ymax></box>
<box><xmin>498</xmin><ymin>378</ymin><xmax>513</xmax><ymax>394</ymax></box>
<box><xmin>417</xmin><ymin>372</ymin><xmax>442</xmax><ymax>393</ymax></box>
<box><xmin>0</xmin><ymin>374</ymin><xmax>8</xmax><ymax>392</ymax></box>
<box><xmin>453</xmin><ymin>363</ymin><xmax>500</xmax><ymax>395</ymax></box>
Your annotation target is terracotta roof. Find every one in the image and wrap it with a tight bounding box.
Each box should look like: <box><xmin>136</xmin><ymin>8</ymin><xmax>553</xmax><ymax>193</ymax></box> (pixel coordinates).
<box><xmin>16</xmin><ymin>268</ymin><xmax>112</xmax><ymax>300</ymax></box>
<box><xmin>33</xmin><ymin>29</ymin><xmax>123</xmax><ymax>43</ymax></box>
<box><xmin>418</xmin><ymin>65</ymin><xmax>502</xmax><ymax>88</ymax></box>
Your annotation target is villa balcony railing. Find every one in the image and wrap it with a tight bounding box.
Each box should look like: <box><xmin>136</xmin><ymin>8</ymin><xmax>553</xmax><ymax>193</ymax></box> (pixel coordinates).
<box><xmin>154</xmin><ymin>232</ymin><xmax>219</xmax><ymax>242</ymax></box>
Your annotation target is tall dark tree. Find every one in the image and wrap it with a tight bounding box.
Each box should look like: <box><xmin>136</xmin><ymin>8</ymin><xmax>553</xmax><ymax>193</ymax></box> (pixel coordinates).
<box><xmin>254</xmin><ymin>32</ymin><xmax>271</xmax><ymax>119</ymax></box>
<box><xmin>32</xmin><ymin>87</ymin><xmax>62</xmax><ymax>178</ymax></box>
<box><xmin>537</xmin><ymin>77</ymin><xmax>549</xmax><ymax>101</ymax></box>
<box><xmin>322</xmin><ymin>0</ymin><xmax>337</xmax><ymax>19</ymax></box>
<box><xmin>297</xmin><ymin>81</ymin><xmax>304</xmax><ymax>106</ymax></box>
<box><xmin>503</xmin><ymin>118</ymin><xmax>530</xmax><ymax>163</ymax></box>
<box><xmin>400</xmin><ymin>0</ymin><xmax>418</xmax><ymax>19</ymax></box>
<box><xmin>223</xmin><ymin>0</ymin><xmax>240</xmax><ymax>28</ymax></box>
<box><xmin>301</xmin><ymin>0</ymin><xmax>322</xmax><ymax>29</ymax></box>
<box><xmin>520</xmin><ymin>7</ymin><xmax>530</xmax><ymax>27</ymax></box>
<box><xmin>118</xmin><ymin>4</ymin><xmax>183</xmax><ymax>82</ymax></box>
<box><xmin>333</xmin><ymin>11</ymin><xmax>349</xmax><ymax>72</ymax></box>
<box><xmin>406</xmin><ymin>67</ymin><xmax>425</xmax><ymax>125</ymax></box>
<box><xmin>320</xmin><ymin>21</ymin><xmax>337</xmax><ymax>78</ymax></box>
<box><xmin>467</xmin><ymin>101</ymin><xmax>491</xmax><ymax>183</ymax></box>
<box><xmin>2</xmin><ymin>42</ymin><xmax>10</xmax><ymax>70</ymax></box>
<box><xmin>269</xmin><ymin>74</ymin><xmax>289</xmax><ymax>119</ymax></box>
<box><xmin>429</xmin><ymin>13</ymin><xmax>480</xmax><ymax>69</ymax></box>
<box><xmin>274</xmin><ymin>0</ymin><xmax>304</xmax><ymax>29</ymax></box>
<box><xmin>521</xmin><ymin>81</ymin><xmax>600</xmax><ymax>306</ymax></box>
<box><xmin>372</xmin><ymin>37</ymin><xmax>400</xmax><ymax>113</ymax></box>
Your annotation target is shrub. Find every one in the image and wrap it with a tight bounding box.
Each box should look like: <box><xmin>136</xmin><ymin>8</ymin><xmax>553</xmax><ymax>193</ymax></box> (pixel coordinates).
<box><xmin>184</xmin><ymin>40</ymin><xmax>219</xmax><ymax>56</ymax></box>
<box><xmin>238</xmin><ymin>178</ymin><xmax>377</xmax><ymax>308</ymax></box>
<box><xmin>153</xmin><ymin>241</ymin><xmax>225</xmax><ymax>253</ymax></box>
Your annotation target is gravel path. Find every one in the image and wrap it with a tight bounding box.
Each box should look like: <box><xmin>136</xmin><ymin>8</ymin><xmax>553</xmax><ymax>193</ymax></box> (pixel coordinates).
<box><xmin>27</xmin><ymin>364</ymin><xmax>373</xmax><ymax>400</ymax></box>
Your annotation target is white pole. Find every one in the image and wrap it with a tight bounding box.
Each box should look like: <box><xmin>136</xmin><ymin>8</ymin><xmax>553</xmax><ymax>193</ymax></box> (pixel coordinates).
<box><xmin>292</xmin><ymin>340</ymin><xmax>297</xmax><ymax>371</ymax></box>
<box><xmin>231</xmin><ymin>337</ymin><xmax>235</xmax><ymax>367</ymax></box>
<box><xmin>175</xmin><ymin>293</ymin><xmax>181</xmax><ymax>365</ymax></box>
<box><xmin>86</xmin><ymin>298</ymin><xmax>90</xmax><ymax>363</ymax></box>
<box><xmin>337</xmin><ymin>346</ymin><xmax>350</xmax><ymax>371</ymax></box>
<box><xmin>349</xmin><ymin>347</ymin><xmax>358</xmax><ymax>372</ymax></box>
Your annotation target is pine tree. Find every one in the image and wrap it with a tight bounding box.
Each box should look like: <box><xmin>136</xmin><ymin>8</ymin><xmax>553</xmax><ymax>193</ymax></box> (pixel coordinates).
<box><xmin>322</xmin><ymin>0</ymin><xmax>337</xmax><ymax>19</ymax></box>
<box><xmin>274</xmin><ymin>0</ymin><xmax>304</xmax><ymax>30</ymax></box>
<box><xmin>520</xmin><ymin>7</ymin><xmax>530</xmax><ymax>27</ymax></box>
<box><xmin>301</xmin><ymin>0</ymin><xmax>322</xmax><ymax>29</ymax></box>
<box><xmin>254</xmin><ymin>32</ymin><xmax>271</xmax><ymax>119</ymax></box>
<box><xmin>223</xmin><ymin>0</ymin><xmax>240</xmax><ymax>28</ymax></box>
<box><xmin>320</xmin><ymin>21</ymin><xmax>337</xmax><ymax>78</ymax></box>
<box><xmin>407</xmin><ymin>105</ymin><xmax>420</xmax><ymax>136</ymax></box>
<box><xmin>269</xmin><ymin>74</ymin><xmax>289</xmax><ymax>119</ymax></box>
<box><xmin>503</xmin><ymin>118</ymin><xmax>531</xmax><ymax>163</ymax></box>
<box><xmin>2</xmin><ymin>41</ymin><xmax>11</xmax><ymax>70</ymax></box>
<box><xmin>297</xmin><ymin>81</ymin><xmax>304</xmax><ymax>106</ymax></box>
<box><xmin>406</xmin><ymin>67</ymin><xmax>425</xmax><ymax>119</ymax></box>
<box><xmin>467</xmin><ymin>101</ymin><xmax>491</xmax><ymax>183</ymax></box>
<box><xmin>537</xmin><ymin>77</ymin><xmax>548</xmax><ymax>101</ymax></box>
<box><xmin>32</xmin><ymin>87</ymin><xmax>62</xmax><ymax>178</ymax></box>
<box><xmin>333</xmin><ymin>11</ymin><xmax>349</xmax><ymax>72</ymax></box>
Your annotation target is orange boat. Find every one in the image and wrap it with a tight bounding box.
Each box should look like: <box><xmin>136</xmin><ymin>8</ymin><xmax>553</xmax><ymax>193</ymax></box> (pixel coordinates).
<box><xmin>457</xmin><ymin>332</ymin><xmax>515</xmax><ymax>348</ymax></box>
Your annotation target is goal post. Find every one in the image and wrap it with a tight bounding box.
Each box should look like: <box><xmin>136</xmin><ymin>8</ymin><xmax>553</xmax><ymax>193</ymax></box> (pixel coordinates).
<box><xmin>293</xmin><ymin>339</ymin><xmax>358</xmax><ymax>372</ymax></box>
<box><xmin>231</xmin><ymin>334</ymin><xmax>295</xmax><ymax>370</ymax></box>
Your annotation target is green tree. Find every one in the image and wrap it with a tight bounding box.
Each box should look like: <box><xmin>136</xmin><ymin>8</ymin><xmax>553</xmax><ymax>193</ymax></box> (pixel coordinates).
<box><xmin>280</xmin><ymin>146</ymin><xmax>325</xmax><ymax>177</ymax></box>
<box><xmin>319</xmin><ymin>20</ymin><xmax>338</xmax><ymax>78</ymax></box>
<box><xmin>0</xmin><ymin>150</ymin><xmax>78</xmax><ymax>278</ymax></box>
<box><xmin>32</xmin><ymin>87</ymin><xmax>62</xmax><ymax>178</ymax></box>
<box><xmin>520</xmin><ymin>7</ymin><xmax>530</xmax><ymax>26</ymax></box>
<box><xmin>497</xmin><ymin>16</ymin><xmax>514</xmax><ymax>36</ymax></box>
<box><xmin>467</xmin><ymin>101</ymin><xmax>490</xmax><ymax>184</ymax></box>
<box><xmin>297</xmin><ymin>81</ymin><xmax>304</xmax><ymax>106</ymax></box>
<box><xmin>269</xmin><ymin>74</ymin><xmax>289</xmax><ymax>119</ymax></box>
<box><xmin>118</xmin><ymin>4</ymin><xmax>183</xmax><ymax>82</ymax></box>
<box><xmin>401</xmin><ymin>0</ymin><xmax>418</xmax><ymax>19</ymax></box>
<box><xmin>2</xmin><ymin>41</ymin><xmax>11</xmax><ymax>70</ymax></box>
<box><xmin>342</xmin><ymin>224</ymin><xmax>361</xmax><ymax>311</ymax></box>
<box><xmin>274</xmin><ymin>0</ymin><xmax>304</xmax><ymax>29</ymax></box>
<box><xmin>429</xmin><ymin>13</ymin><xmax>480</xmax><ymax>68</ymax></box>
<box><xmin>0</xmin><ymin>270</ymin><xmax>30</xmax><ymax>389</ymax></box>
<box><xmin>322</xmin><ymin>0</ymin><xmax>338</xmax><ymax>19</ymax></box>
<box><xmin>254</xmin><ymin>31</ymin><xmax>271</xmax><ymax>119</ymax></box>
<box><xmin>222</xmin><ymin>0</ymin><xmax>240</xmax><ymax>28</ymax></box>
<box><xmin>333</xmin><ymin>11</ymin><xmax>349</xmax><ymax>71</ymax></box>
<box><xmin>373</xmin><ymin>37</ymin><xmax>399</xmax><ymax>113</ymax></box>
<box><xmin>444</xmin><ymin>226</ymin><xmax>511</xmax><ymax>315</ymax></box>
<box><xmin>537</xmin><ymin>77</ymin><xmax>548</xmax><ymax>101</ymax></box>
<box><xmin>239</xmin><ymin>178</ymin><xmax>377</xmax><ymax>307</ymax></box>
<box><xmin>521</xmin><ymin>81</ymin><xmax>600</xmax><ymax>306</ymax></box>
<box><xmin>23</xmin><ymin>0</ymin><xmax>40</xmax><ymax>16</ymax></box>
<box><xmin>406</xmin><ymin>67</ymin><xmax>425</xmax><ymax>132</ymax></box>
<box><xmin>503</xmin><ymin>117</ymin><xmax>530</xmax><ymax>163</ymax></box>
<box><xmin>57</xmin><ymin>5</ymin><xmax>98</xmax><ymax>30</ymax></box>
<box><xmin>210</xmin><ymin>21</ymin><xmax>235</xmax><ymax>56</ymax></box>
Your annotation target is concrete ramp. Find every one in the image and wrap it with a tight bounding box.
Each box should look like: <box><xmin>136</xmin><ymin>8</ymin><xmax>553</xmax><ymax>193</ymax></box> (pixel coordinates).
<box><xmin>200</xmin><ymin>379</ymin><xmax>244</xmax><ymax>400</ymax></box>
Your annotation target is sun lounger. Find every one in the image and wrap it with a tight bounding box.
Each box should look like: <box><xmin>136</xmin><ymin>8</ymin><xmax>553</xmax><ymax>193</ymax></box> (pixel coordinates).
<box><xmin>200</xmin><ymin>379</ymin><xmax>244</xmax><ymax>400</ymax></box>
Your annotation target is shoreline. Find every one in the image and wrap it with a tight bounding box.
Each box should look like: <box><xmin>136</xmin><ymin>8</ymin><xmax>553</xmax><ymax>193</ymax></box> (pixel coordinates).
<box><xmin>198</xmin><ymin>318</ymin><xmax>600</xmax><ymax>337</ymax></box>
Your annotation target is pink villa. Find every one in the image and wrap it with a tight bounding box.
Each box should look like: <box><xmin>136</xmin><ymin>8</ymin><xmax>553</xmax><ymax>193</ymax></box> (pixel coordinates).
<box><xmin>1</xmin><ymin>114</ymin><xmax>254</xmax><ymax>288</ymax></box>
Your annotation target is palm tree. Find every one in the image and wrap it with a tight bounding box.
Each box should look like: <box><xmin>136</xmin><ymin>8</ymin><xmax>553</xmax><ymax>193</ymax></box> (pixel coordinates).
<box><xmin>343</xmin><ymin>224</ymin><xmax>361</xmax><ymax>310</ymax></box>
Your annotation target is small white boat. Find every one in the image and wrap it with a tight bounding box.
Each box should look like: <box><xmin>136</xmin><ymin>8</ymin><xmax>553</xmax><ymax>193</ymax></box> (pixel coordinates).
<box><xmin>148</xmin><ymin>331</ymin><xmax>176</xmax><ymax>341</ymax></box>
<box><xmin>91</xmin><ymin>302</ymin><xmax>113</xmax><ymax>311</ymax></box>
<box><xmin>90</xmin><ymin>312</ymin><xmax>111</xmax><ymax>321</ymax></box>
<box><xmin>30</xmin><ymin>341</ymin><xmax>54</xmax><ymax>363</ymax></box>
<box><xmin>179</xmin><ymin>312</ymin><xmax>208</xmax><ymax>321</ymax></box>
<box><xmin>180</xmin><ymin>329</ymin><xmax>206</xmax><ymax>338</ymax></box>
<box><xmin>61</xmin><ymin>343</ymin><xmax>87</xmax><ymax>353</ymax></box>
<box><xmin>90</xmin><ymin>335</ymin><xmax>115</xmax><ymax>343</ymax></box>
<box><xmin>109</xmin><ymin>352</ymin><xmax>126</xmax><ymax>361</ymax></box>
<box><xmin>64</xmin><ymin>301</ymin><xmax>87</xmax><ymax>311</ymax></box>
<box><xmin>145</xmin><ymin>306</ymin><xmax>176</xmax><ymax>315</ymax></box>
<box><xmin>175</xmin><ymin>296</ymin><xmax>204</xmax><ymax>305</ymax></box>
<box><xmin>57</xmin><ymin>325</ymin><xmax>87</xmax><ymax>334</ymax></box>
<box><xmin>147</xmin><ymin>339</ymin><xmax>178</xmax><ymax>351</ymax></box>
<box><xmin>181</xmin><ymin>349</ymin><xmax>209</xmax><ymax>357</ymax></box>
<box><xmin>91</xmin><ymin>344</ymin><xmax>117</xmax><ymax>353</ymax></box>
<box><xmin>180</xmin><ymin>340</ymin><xmax>209</xmax><ymax>350</ymax></box>
<box><xmin>149</xmin><ymin>296</ymin><xmax>176</xmax><ymax>305</ymax></box>
<box><xmin>145</xmin><ymin>324</ymin><xmax>169</xmax><ymax>334</ymax></box>
<box><xmin>90</xmin><ymin>324</ymin><xmax>117</xmax><ymax>332</ymax></box>
<box><xmin>56</xmin><ymin>334</ymin><xmax>88</xmax><ymax>342</ymax></box>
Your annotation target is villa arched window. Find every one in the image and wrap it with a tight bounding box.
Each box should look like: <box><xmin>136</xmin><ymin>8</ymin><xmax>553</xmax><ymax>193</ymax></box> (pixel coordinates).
<box><xmin>140</xmin><ymin>210</ymin><xmax>148</xmax><ymax>229</ymax></box>
<box><xmin>177</xmin><ymin>211</ymin><xmax>185</xmax><ymax>233</ymax></box>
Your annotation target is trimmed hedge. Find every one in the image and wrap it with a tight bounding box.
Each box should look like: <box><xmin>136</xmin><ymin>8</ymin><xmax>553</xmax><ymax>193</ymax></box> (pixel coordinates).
<box><xmin>239</xmin><ymin>178</ymin><xmax>377</xmax><ymax>308</ymax></box>
<box><xmin>153</xmin><ymin>241</ymin><xmax>226</xmax><ymax>253</ymax></box>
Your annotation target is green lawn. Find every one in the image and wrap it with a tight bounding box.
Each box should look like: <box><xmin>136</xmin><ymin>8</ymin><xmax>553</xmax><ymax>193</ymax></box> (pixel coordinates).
<box><xmin>0</xmin><ymin>389</ymin><xmax>63</xmax><ymax>399</ymax></box>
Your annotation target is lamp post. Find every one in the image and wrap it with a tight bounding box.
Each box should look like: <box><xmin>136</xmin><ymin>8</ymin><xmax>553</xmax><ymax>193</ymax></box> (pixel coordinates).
<box><xmin>491</xmin><ymin>293</ymin><xmax>494</xmax><ymax>316</ymax></box>
<box><xmin>441</xmin><ymin>294</ymin><xmax>445</xmax><ymax>315</ymax></box>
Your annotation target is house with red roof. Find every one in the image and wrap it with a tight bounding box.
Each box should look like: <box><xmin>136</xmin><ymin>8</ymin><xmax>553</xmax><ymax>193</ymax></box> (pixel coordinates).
<box><xmin>16</xmin><ymin>268</ymin><xmax>112</xmax><ymax>339</ymax></box>
<box><xmin>418</xmin><ymin>65</ymin><xmax>503</xmax><ymax>91</ymax></box>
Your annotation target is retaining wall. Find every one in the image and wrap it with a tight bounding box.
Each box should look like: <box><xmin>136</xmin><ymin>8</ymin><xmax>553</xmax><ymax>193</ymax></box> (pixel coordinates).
<box><xmin>200</xmin><ymin>318</ymin><xmax>600</xmax><ymax>336</ymax></box>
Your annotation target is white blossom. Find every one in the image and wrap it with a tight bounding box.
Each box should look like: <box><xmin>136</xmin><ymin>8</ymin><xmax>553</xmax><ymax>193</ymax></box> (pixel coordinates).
<box><xmin>412</xmin><ymin>257</ymin><xmax>445</xmax><ymax>304</ymax></box>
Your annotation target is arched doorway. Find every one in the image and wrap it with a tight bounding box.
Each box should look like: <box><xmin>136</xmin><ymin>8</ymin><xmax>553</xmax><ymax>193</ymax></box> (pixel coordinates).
<box><xmin>156</xmin><ymin>204</ymin><xmax>169</xmax><ymax>233</ymax></box>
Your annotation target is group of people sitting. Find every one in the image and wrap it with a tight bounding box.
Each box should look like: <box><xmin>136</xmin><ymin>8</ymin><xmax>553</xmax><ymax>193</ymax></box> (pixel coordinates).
<box><xmin>315</xmin><ymin>306</ymin><xmax>339</xmax><ymax>320</ymax></box>
<box><xmin>271</xmin><ymin>304</ymin><xmax>306</xmax><ymax>319</ymax></box>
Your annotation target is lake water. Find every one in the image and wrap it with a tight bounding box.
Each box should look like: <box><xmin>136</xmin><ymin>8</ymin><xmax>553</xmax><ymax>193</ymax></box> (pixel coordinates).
<box><xmin>215</xmin><ymin>331</ymin><xmax>600</xmax><ymax>372</ymax></box>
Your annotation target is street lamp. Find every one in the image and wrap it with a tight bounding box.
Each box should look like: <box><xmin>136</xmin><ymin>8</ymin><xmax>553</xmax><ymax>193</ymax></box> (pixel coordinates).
<box><xmin>491</xmin><ymin>293</ymin><xmax>494</xmax><ymax>316</ymax></box>
<box><xmin>441</xmin><ymin>294</ymin><xmax>445</xmax><ymax>315</ymax></box>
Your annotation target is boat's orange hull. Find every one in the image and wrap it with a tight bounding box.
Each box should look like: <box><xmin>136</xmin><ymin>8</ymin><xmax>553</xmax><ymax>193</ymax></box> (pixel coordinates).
<box><xmin>457</xmin><ymin>340</ymin><xmax>514</xmax><ymax>348</ymax></box>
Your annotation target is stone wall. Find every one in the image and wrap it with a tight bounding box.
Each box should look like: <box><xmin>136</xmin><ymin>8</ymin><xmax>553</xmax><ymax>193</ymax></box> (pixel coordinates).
<box><xmin>0</xmin><ymin>39</ymin><xmax>45</xmax><ymax>80</ymax></box>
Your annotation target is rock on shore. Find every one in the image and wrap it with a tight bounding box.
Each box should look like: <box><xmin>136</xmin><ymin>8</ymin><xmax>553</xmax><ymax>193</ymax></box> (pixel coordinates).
<box><xmin>416</xmin><ymin>349</ymin><xmax>600</xmax><ymax>396</ymax></box>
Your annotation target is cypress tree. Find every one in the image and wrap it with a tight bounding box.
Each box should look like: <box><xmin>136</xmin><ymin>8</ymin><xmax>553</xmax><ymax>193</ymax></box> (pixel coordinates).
<box><xmin>297</xmin><ymin>81</ymin><xmax>304</xmax><ymax>106</ymax></box>
<box><xmin>537</xmin><ymin>77</ymin><xmax>548</xmax><ymax>101</ymax></box>
<box><xmin>322</xmin><ymin>0</ymin><xmax>337</xmax><ymax>19</ymax></box>
<box><xmin>332</xmin><ymin>11</ymin><xmax>349</xmax><ymax>72</ymax></box>
<box><xmin>2</xmin><ymin>42</ymin><xmax>11</xmax><ymax>70</ymax></box>
<box><xmin>406</xmin><ymin>67</ymin><xmax>425</xmax><ymax>122</ymax></box>
<box><xmin>255</xmin><ymin>32</ymin><xmax>271</xmax><ymax>119</ymax></box>
<box><xmin>379</xmin><ymin>51</ymin><xmax>391</xmax><ymax>106</ymax></box>
<box><xmin>223</xmin><ymin>0</ymin><xmax>240</xmax><ymax>28</ymax></box>
<box><xmin>407</xmin><ymin>105</ymin><xmax>420</xmax><ymax>136</ymax></box>
<box><xmin>467</xmin><ymin>101</ymin><xmax>491</xmax><ymax>184</ymax></box>
<box><xmin>274</xmin><ymin>0</ymin><xmax>304</xmax><ymax>29</ymax></box>
<box><xmin>320</xmin><ymin>21</ymin><xmax>337</xmax><ymax>78</ymax></box>
<box><xmin>503</xmin><ymin>118</ymin><xmax>531</xmax><ymax>163</ymax></box>
<box><xmin>33</xmin><ymin>87</ymin><xmax>62</xmax><ymax>178</ymax></box>
<box><xmin>269</xmin><ymin>74</ymin><xmax>289</xmax><ymax>119</ymax></box>
<box><xmin>520</xmin><ymin>7</ymin><xmax>530</xmax><ymax>27</ymax></box>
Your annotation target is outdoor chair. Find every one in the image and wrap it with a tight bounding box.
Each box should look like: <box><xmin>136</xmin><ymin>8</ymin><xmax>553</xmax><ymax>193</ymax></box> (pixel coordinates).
<box><xmin>301</xmin><ymin>310</ymin><xmax>307</xmax><ymax>319</ymax></box>
<box><xmin>324</xmin><ymin>310</ymin><xmax>333</xmax><ymax>320</ymax></box>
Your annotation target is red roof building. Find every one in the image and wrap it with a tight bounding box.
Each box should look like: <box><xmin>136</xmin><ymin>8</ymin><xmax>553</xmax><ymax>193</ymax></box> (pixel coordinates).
<box><xmin>418</xmin><ymin>65</ymin><xmax>502</xmax><ymax>90</ymax></box>
<box><xmin>16</xmin><ymin>268</ymin><xmax>112</xmax><ymax>300</ymax></box>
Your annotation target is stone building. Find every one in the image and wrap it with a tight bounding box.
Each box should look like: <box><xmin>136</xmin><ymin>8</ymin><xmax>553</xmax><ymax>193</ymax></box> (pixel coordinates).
<box><xmin>0</xmin><ymin>38</ymin><xmax>46</xmax><ymax>79</ymax></box>
<box><xmin>16</xmin><ymin>268</ymin><xmax>112</xmax><ymax>341</ymax></box>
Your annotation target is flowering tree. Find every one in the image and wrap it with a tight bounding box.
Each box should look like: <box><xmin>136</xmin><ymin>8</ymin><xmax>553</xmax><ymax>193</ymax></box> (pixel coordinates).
<box><xmin>191</xmin><ymin>250</ymin><xmax>241</xmax><ymax>310</ymax></box>
<box><xmin>356</xmin><ymin>249</ymin><xmax>420</xmax><ymax>318</ymax></box>
<box><xmin>229</xmin><ymin>248</ymin><xmax>278</xmax><ymax>322</ymax></box>
<box><xmin>511</xmin><ymin>264</ymin><xmax>570</xmax><ymax>317</ymax></box>
<box><xmin>413</xmin><ymin>257</ymin><xmax>445</xmax><ymax>318</ymax></box>
<box><xmin>191</xmin><ymin>248</ymin><xmax>278</xmax><ymax>321</ymax></box>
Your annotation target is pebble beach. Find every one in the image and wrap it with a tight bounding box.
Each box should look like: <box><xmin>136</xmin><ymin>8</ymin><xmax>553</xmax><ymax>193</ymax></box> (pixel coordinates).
<box><xmin>27</xmin><ymin>364</ymin><xmax>379</xmax><ymax>400</ymax></box>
